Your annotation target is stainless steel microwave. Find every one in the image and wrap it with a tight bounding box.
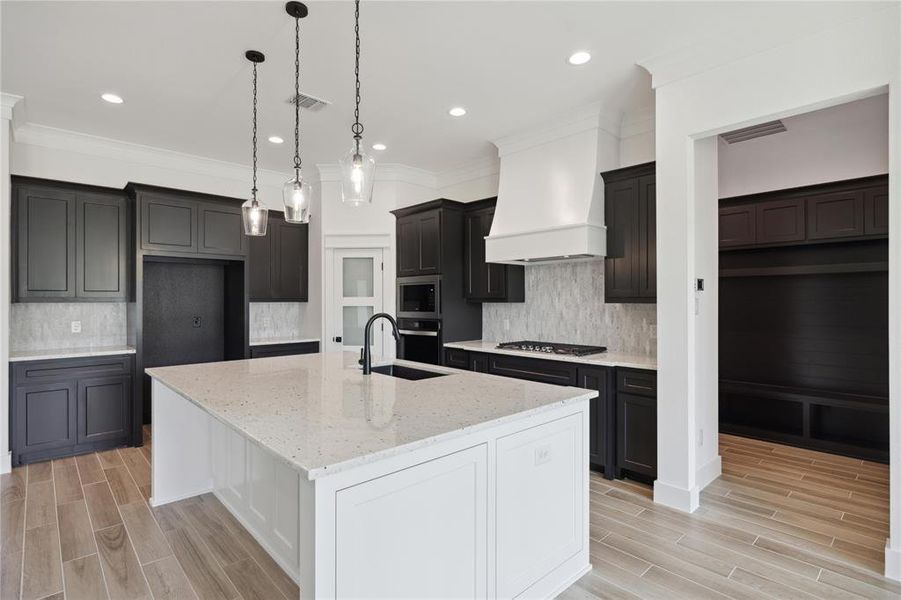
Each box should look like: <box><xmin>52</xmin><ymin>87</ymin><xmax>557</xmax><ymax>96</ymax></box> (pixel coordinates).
<box><xmin>397</xmin><ymin>276</ymin><xmax>441</xmax><ymax>319</ymax></box>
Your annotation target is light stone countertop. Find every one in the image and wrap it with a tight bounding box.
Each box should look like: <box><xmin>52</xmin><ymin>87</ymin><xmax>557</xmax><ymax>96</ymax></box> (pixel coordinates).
<box><xmin>249</xmin><ymin>337</ymin><xmax>321</xmax><ymax>347</ymax></box>
<box><xmin>146</xmin><ymin>352</ymin><xmax>595</xmax><ymax>480</ymax></box>
<box><xmin>9</xmin><ymin>345</ymin><xmax>136</xmax><ymax>362</ymax></box>
<box><xmin>444</xmin><ymin>340</ymin><xmax>657</xmax><ymax>371</ymax></box>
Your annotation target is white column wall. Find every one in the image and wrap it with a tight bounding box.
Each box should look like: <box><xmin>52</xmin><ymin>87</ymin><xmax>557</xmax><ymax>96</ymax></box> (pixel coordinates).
<box><xmin>0</xmin><ymin>95</ymin><xmax>19</xmax><ymax>474</ymax></box>
<box><xmin>646</xmin><ymin>5</ymin><xmax>900</xmax><ymax>579</ymax></box>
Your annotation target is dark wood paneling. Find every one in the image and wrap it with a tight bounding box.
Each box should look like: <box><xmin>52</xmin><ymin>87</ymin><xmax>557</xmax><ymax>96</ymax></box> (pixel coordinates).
<box><xmin>756</xmin><ymin>198</ymin><xmax>805</xmax><ymax>244</ymax></box>
<box><xmin>720</xmin><ymin>271</ymin><xmax>888</xmax><ymax>398</ymax></box>
<box><xmin>578</xmin><ymin>366</ymin><xmax>613</xmax><ymax>478</ymax></box>
<box><xmin>249</xmin><ymin>341</ymin><xmax>319</xmax><ymax>359</ymax></box>
<box><xmin>77</xmin><ymin>376</ymin><xmax>130</xmax><ymax>444</ymax></box>
<box><xmin>864</xmin><ymin>186</ymin><xmax>888</xmax><ymax>235</ymax></box>
<box><xmin>806</xmin><ymin>191</ymin><xmax>864</xmax><ymax>240</ymax></box>
<box><xmin>77</xmin><ymin>193</ymin><xmax>127</xmax><ymax>299</ymax></box>
<box><xmin>198</xmin><ymin>203</ymin><xmax>246</xmax><ymax>256</ymax></box>
<box><xmin>141</xmin><ymin>194</ymin><xmax>198</xmax><ymax>252</ymax></box>
<box><xmin>719</xmin><ymin>205</ymin><xmax>756</xmax><ymax>247</ymax></box>
<box><xmin>16</xmin><ymin>185</ymin><xmax>76</xmax><ymax>299</ymax></box>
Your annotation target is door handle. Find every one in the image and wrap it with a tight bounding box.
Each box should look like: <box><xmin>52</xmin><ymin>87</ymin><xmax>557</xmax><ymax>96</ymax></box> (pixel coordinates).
<box><xmin>333</xmin><ymin>336</ymin><xmax>342</xmax><ymax>343</ymax></box>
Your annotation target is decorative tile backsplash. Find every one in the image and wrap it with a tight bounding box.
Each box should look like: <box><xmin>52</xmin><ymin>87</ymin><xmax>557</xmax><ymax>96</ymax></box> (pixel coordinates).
<box><xmin>482</xmin><ymin>260</ymin><xmax>656</xmax><ymax>356</ymax></box>
<box><xmin>250</xmin><ymin>302</ymin><xmax>306</xmax><ymax>341</ymax></box>
<box><xmin>10</xmin><ymin>303</ymin><xmax>128</xmax><ymax>351</ymax></box>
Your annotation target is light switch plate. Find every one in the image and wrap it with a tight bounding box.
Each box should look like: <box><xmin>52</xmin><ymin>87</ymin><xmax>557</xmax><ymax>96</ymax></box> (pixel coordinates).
<box><xmin>70</xmin><ymin>321</ymin><xmax>82</xmax><ymax>334</ymax></box>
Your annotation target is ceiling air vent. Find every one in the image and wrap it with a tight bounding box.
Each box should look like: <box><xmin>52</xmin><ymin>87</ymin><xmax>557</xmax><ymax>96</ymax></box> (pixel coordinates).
<box><xmin>720</xmin><ymin>120</ymin><xmax>787</xmax><ymax>144</ymax></box>
<box><xmin>287</xmin><ymin>92</ymin><xmax>331</xmax><ymax>111</ymax></box>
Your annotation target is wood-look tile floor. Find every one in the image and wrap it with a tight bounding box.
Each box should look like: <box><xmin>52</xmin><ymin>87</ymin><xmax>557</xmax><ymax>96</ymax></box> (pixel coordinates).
<box><xmin>1</xmin><ymin>431</ymin><xmax>896</xmax><ymax>599</ymax></box>
<box><xmin>0</xmin><ymin>426</ymin><xmax>299</xmax><ymax>600</ymax></box>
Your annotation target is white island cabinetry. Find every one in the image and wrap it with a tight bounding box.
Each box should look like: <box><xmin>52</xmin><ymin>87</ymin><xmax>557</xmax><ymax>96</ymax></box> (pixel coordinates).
<box><xmin>149</xmin><ymin>353</ymin><xmax>592</xmax><ymax>599</ymax></box>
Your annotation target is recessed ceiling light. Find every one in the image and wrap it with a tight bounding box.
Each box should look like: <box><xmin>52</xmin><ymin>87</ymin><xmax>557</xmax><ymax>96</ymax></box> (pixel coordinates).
<box><xmin>372</xmin><ymin>143</ymin><xmax>387</xmax><ymax>151</ymax></box>
<box><xmin>448</xmin><ymin>106</ymin><xmax>467</xmax><ymax>117</ymax></box>
<box><xmin>101</xmin><ymin>93</ymin><xmax>124</xmax><ymax>104</ymax></box>
<box><xmin>268</xmin><ymin>136</ymin><xmax>284</xmax><ymax>144</ymax></box>
<box><xmin>567</xmin><ymin>51</ymin><xmax>591</xmax><ymax>66</ymax></box>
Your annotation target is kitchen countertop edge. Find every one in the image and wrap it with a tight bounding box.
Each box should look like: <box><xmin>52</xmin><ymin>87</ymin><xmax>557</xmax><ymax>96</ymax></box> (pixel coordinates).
<box><xmin>444</xmin><ymin>340</ymin><xmax>657</xmax><ymax>371</ymax></box>
<box><xmin>9</xmin><ymin>345</ymin><xmax>137</xmax><ymax>362</ymax></box>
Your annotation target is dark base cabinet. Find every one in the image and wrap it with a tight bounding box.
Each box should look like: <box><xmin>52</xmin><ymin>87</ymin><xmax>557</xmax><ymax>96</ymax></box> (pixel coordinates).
<box><xmin>249</xmin><ymin>341</ymin><xmax>319</xmax><ymax>359</ymax></box>
<box><xmin>11</xmin><ymin>355</ymin><xmax>134</xmax><ymax>466</ymax></box>
<box><xmin>442</xmin><ymin>348</ymin><xmax>655</xmax><ymax>481</ymax></box>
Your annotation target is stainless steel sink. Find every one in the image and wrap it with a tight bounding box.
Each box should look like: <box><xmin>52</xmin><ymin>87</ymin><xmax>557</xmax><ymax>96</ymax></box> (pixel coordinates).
<box><xmin>370</xmin><ymin>364</ymin><xmax>449</xmax><ymax>381</ymax></box>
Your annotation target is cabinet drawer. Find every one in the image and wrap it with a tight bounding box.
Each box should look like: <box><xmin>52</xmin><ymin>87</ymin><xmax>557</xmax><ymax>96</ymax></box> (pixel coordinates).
<box><xmin>616</xmin><ymin>368</ymin><xmax>657</xmax><ymax>396</ymax></box>
<box><xmin>488</xmin><ymin>354</ymin><xmax>577</xmax><ymax>386</ymax></box>
<box><xmin>444</xmin><ymin>348</ymin><xmax>470</xmax><ymax>370</ymax></box>
<box><xmin>249</xmin><ymin>342</ymin><xmax>319</xmax><ymax>359</ymax></box>
<box><xmin>14</xmin><ymin>355</ymin><xmax>133</xmax><ymax>383</ymax></box>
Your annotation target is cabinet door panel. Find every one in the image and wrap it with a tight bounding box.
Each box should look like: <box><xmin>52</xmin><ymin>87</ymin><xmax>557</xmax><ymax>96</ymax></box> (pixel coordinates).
<box><xmin>864</xmin><ymin>186</ymin><xmax>889</xmax><ymax>236</ymax></box>
<box><xmin>756</xmin><ymin>198</ymin><xmax>805</xmax><ymax>244</ymax></box>
<box><xmin>248</xmin><ymin>227</ymin><xmax>272</xmax><ymax>300</ymax></box>
<box><xmin>78</xmin><ymin>376</ymin><xmax>129</xmax><ymax>444</ymax></box>
<box><xmin>471</xmin><ymin>354</ymin><xmax>489</xmax><ymax>373</ymax></box>
<box><xmin>77</xmin><ymin>193</ymin><xmax>127</xmax><ymax>298</ymax></box>
<box><xmin>488</xmin><ymin>354</ymin><xmax>577</xmax><ymax>386</ymax></box>
<box><xmin>464</xmin><ymin>212</ymin><xmax>487</xmax><ymax>299</ymax></box>
<box><xmin>604</xmin><ymin>179</ymin><xmax>640</xmax><ymax>299</ymax></box>
<box><xmin>16</xmin><ymin>186</ymin><xmax>76</xmax><ymax>299</ymax></box>
<box><xmin>141</xmin><ymin>194</ymin><xmax>198</xmax><ymax>252</ymax></box>
<box><xmin>638</xmin><ymin>176</ymin><xmax>656</xmax><ymax>298</ymax></box>
<box><xmin>199</xmin><ymin>203</ymin><xmax>246</xmax><ymax>256</ymax></box>
<box><xmin>397</xmin><ymin>216</ymin><xmax>420</xmax><ymax>277</ymax></box>
<box><xmin>578</xmin><ymin>366</ymin><xmax>612</xmax><ymax>475</ymax></box>
<box><xmin>15</xmin><ymin>382</ymin><xmax>77</xmax><ymax>454</ymax></box>
<box><xmin>275</xmin><ymin>222</ymin><xmax>308</xmax><ymax>300</ymax></box>
<box><xmin>617</xmin><ymin>392</ymin><xmax>657</xmax><ymax>478</ymax></box>
<box><xmin>719</xmin><ymin>205</ymin><xmax>756</xmax><ymax>247</ymax></box>
<box><xmin>417</xmin><ymin>210</ymin><xmax>441</xmax><ymax>274</ymax></box>
<box><xmin>806</xmin><ymin>191</ymin><xmax>865</xmax><ymax>240</ymax></box>
<box><xmin>444</xmin><ymin>348</ymin><xmax>470</xmax><ymax>370</ymax></box>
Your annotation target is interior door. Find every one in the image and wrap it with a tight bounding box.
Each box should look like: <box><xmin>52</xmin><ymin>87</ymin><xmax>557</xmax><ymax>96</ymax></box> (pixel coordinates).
<box><xmin>331</xmin><ymin>249</ymin><xmax>384</xmax><ymax>357</ymax></box>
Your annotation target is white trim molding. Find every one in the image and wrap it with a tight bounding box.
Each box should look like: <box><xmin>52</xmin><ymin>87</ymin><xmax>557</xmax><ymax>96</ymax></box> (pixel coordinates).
<box><xmin>323</xmin><ymin>233</ymin><xmax>391</xmax><ymax>249</ymax></box>
<box><xmin>493</xmin><ymin>102</ymin><xmax>620</xmax><ymax>157</ymax></box>
<box><xmin>436</xmin><ymin>156</ymin><xmax>500</xmax><ymax>190</ymax></box>
<box><xmin>0</xmin><ymin>93</ymin><xmax>23</xmax><ymax>121</ymax></box>
<box><xmin>653</xmin><ymin>479</ymin><xmax>700</xmax><ymax>513</ymax></box>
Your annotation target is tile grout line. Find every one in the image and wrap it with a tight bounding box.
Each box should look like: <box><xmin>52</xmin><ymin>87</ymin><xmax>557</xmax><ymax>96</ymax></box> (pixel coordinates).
<box><xmin>80</xmin><ymin>473</ymin><xmax>114</xmax><ymax>600</ymax></box>
<box><xmin>50</xmin><ymin>461</ymin><xmax>67</xmax><ymax>600</ymax></box>
<box><xmin>18</xmin><ymin>466</ymin><xmax>29</xmax><ymax>600</ymax></box>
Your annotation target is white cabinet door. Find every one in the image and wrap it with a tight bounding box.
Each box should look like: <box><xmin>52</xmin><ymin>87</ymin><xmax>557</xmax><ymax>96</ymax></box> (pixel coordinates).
<box><xmin>496</xmin><ymin>413</ymin><xmax>584</xmax><ymax>598</ymax></box>
<box><xmin>336</xmin><ymin>444</ymin><xmax>488</xmax><ymax>599</ymax></box>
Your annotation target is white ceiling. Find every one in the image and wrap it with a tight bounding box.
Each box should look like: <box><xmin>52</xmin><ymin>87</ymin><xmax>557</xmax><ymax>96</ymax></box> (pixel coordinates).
<box><xmin>1</xmin><ymin>1</ymin><xmax>889</xmax><ymax>175</ymax></box>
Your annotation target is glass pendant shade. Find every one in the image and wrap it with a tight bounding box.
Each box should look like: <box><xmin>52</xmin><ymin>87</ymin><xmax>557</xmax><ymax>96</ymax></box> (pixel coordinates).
<box><xmin>283</xmin><ymin>175</ymin><xmax>312</xmax><ymax>223</ymax></box>
<box><xmin>242</xmin><ymin>198</ymin><xmax>269</xmax><ymax>236</ymax></box>
<box><xmin>339</xmin><ymin>146</ymin><xmax>376</xmax><ymax>206</ymax></box>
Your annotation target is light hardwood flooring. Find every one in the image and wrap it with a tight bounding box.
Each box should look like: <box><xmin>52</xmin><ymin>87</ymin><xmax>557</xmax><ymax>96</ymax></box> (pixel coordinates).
<box><xmin>1</xmin><ymin>431</ymin><xmax>897</xmax><ymax>599</ymax></box>
<box><xmin>0</xmin><ymin>426</ymin><xmax>298</xmax><ymax>600</ymax></box>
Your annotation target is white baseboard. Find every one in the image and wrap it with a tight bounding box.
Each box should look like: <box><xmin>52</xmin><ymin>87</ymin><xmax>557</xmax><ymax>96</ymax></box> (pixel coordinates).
<box><xmin>886</xmin><ymin>539</ymin><xmax>901</xmax><ymax>581</ymax></box>
<box><xmin>653</xmin><ymin>479</ymin><xmax>700</xmax><ymax>513</ymax></box>
<box><xmin>149</xmin><ymin>486</ymin><xmax>211</xmax><ymax>508</ymax></box>
<box><xmin>696</xmin><ymin>455</ymin><xmax>722</xmax><ymax>490</ymax></box>
<box><xmin>0</xmin><ymin>451</ymin><xmax>11</xmax><ymax>475</ymax></box>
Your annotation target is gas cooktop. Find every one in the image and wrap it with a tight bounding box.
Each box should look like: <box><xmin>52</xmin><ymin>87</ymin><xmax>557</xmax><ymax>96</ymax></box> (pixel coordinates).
<box><xmin>496</xmin><ymin>341</ymin><xmax>607</xmax><ymax>356</ymax></box>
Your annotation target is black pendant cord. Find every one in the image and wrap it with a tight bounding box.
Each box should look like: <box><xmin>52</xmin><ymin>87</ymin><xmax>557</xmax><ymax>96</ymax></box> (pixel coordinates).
<box><xmin>293</xmin><ymin>13</ymin><xmax>302</xmax><ymax>176</ymax></box>
<box><xmin>251</xmin><ymin>61</ymin><xmax>259</xmax><ymax>203</ymax></box>
<box><xmin>351</xmin><ymin>0</ymin><xmax>363</xmax><ymax>155</ymax></box>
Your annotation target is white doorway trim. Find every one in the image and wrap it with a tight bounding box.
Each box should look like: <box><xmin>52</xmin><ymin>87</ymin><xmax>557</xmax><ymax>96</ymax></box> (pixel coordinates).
<box><xmin>323</xmin><ymin>233</ymin><xmax>394</xmax><ymax>358</ymax></box>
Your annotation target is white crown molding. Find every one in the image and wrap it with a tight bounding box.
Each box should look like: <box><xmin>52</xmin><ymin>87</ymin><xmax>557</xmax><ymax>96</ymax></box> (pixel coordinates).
<box><xmin>436</xmin><ymin>156</ymin><xmax>499</xmax><ymax>189</ymax></box>
<box><xmin>315</xmin><ymin>162</ymin><xmax>437</xmax><ymax>189</ymax></box>
<box><xmin>0</xmin><ymin>93</ymin><xmax>23</xmax><ymax>121</ymax></box>
<box><xmin>493</xmin><ymin>102</ymin><xmax>621</xmax><ymax>157</ymax></box>
<box><xmin>11</xmin><ymin>121</ymin><xmax>292</xmax><ymax>187</ymax></box>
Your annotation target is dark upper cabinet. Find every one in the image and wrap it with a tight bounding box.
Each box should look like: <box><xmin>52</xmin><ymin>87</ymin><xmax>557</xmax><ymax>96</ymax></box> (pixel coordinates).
<box><xmin>757</xmin><ymin>198</ymin><xmax>805</xmax><ymax>244</ymax></box>
<box><xmin>577</xmin><ymin>366</ymin><xmax>614</xmax><ymax>478</ymax></box>
<box><xmin>463</xmin><ymin>199</ymin><xmax>524</xmax><ymax>302</ymax></box>
<box><xmin>601</xmin><ymin>162</ymin><xmax>656</xmax><ymax>303</ymax></box>
<box><xmin>719</xmin><ymin>205</ymin><xmax>757</xmax><ymax>247</ymax></box>
<box><xmin>199</xmin><ymin>203</ymin><xmax>247</xmax><ymax>255</ymax></box>
<box><xmin>719</xmin><ymin>175</ymin><xmax>887</xmax><ymax>249</ymax></box>
<box><xmin>864</xmin><ymin>186</ymin><xmax>888</xmax><ymax>236</ymax></box>
<box><xmin>131</xmin><ymin>184</ymin><xmax>247</xmax><ymax>258</ymax></box>
<box><xmin>140</xmin><ymin>192</ymin><xmax>198</xmax><ymax>252</ymax></box>
<box><xmin>13</xmin><ymin>179</ymin><xmax>129</xmax><ymax>302</ymax></box>
<box><xmin>396</xmin><ymin>208</ymin><xmax>443</xmax><ymax>277</ymax></box>
<box><xmin>249</xmin><ymin>211</ymin><xmax>309</xmax><ymax>302</ymax></box>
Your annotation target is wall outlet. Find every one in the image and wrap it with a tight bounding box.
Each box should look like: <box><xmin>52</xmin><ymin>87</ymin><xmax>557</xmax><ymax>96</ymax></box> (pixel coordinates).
<box><xmin>70</xmin><ymin>321</ymin><xmax>82</xmax><ymax>334</ymax></box>
<box><xmin>192</xmin><ymin>316</ymin><xmax>202</xmax><ymax>328</ymax></box>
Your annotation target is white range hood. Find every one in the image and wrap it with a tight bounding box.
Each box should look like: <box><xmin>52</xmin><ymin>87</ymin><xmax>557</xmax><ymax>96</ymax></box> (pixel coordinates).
<box><xmin>485</xmin><ymin>105</ymin><xmax>620</xmax><ymax>265</ymax></box>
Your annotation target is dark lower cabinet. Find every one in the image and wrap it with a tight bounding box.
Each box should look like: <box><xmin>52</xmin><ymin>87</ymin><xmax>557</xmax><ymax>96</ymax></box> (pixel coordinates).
<box><xmin>487</xmin><ymin>353</ymin><xmax>577</xmax><ymax>386</ymax></box>
<box><xmin>11</xmin><ymin>354</ymin><xmax>134</xmax><ymax>465</ymax></box>
<box><xmin>616</xmin><ymin>392</ymin><xmax>657</xmax><ymax>480</ymax></box>
<box><xmin>577</xmin><ymin>366</ymin><xmax>614</xmax><ymax>479</ymax></box>
<box><xmin>249</xmin><ymin>341</ymin><xmax>319</xmax><ymax>359</ymax></box>
<box><xmin>444</xmin><ymin>348</ymin><xmax>470</xmax><ymax>369</ymax></box>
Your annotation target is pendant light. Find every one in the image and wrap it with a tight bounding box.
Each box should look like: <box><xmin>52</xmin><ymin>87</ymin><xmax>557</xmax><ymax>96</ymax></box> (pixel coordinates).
<box><xmin>242</xmin><ymin>50</ymin><xmax>269</xmax><ymax>236</ymax></box>
<box><xmin>283</xmin><ymin>2</ymin><xmax>312</xmax><ymax>223</ymax></box>
<box><xmin>339</xmin><ymin>0</ymin><xmax>375</xmax><ymax>206</ymax></box>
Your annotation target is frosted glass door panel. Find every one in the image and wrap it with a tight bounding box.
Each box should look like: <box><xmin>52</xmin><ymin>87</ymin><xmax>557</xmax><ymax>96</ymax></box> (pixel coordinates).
<box><xmin>343</xmin><ymin>258</ymin><xmax>374</xmax><ymax>297</ymax></box>
<box><xmin>343</xmin><ymin>306</ymin><xmax>374</xmax><ymax>347</ymax></box>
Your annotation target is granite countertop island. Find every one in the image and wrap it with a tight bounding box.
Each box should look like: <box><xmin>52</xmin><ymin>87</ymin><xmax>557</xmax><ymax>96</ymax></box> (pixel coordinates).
<box><xmin>147</xmin><ymin>351</ymin><xmax>593</xmax><ymax>599</ymax></box>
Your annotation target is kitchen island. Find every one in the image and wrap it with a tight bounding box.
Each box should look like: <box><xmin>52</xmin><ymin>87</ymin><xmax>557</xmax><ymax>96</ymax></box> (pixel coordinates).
<box><xmin>146</xmin><ymin>352</ymin><xmax>594</xmax><ymax>599</ymax></box>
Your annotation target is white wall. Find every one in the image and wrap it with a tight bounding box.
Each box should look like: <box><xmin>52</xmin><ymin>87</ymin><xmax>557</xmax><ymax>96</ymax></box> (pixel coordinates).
<box><xmin>719</xmin><ymin>93</ymin><xmax>889</xmax><ymax>198</ymax></box>
<box><xmin>644</xmin><ymin>5</ymin><xmax>900</xmax><ymax>579</ymax></box>
<box><xmin>1</xmin><ymin>95</ymin><xmax>18</xmax><ymax>473</ymax></box>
